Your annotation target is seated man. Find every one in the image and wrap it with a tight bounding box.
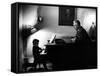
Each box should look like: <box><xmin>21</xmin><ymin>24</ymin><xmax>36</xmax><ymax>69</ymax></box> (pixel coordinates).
<box><xmin>72</xmin><ymin>20</ymin><xmax>95</xmax><ymax>66</ymax></box>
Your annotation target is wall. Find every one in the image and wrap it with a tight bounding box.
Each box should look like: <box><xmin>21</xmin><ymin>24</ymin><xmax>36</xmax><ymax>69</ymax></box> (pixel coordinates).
<box><xmin>39</xmin><ymin>6</ymin><xmax>76</xmax><ymax>36</ymax></box>
<box><xmin>77</xmin><ymin>8</ymin><xmax>96</xmax><ymax>32</ymax></box>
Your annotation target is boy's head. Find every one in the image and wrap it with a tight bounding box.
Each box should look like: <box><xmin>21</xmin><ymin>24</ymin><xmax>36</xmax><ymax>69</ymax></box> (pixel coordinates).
<box><xmin>33</xmin><ymin>39</ymin><xmax>39</xmax><ymax>46</ymax></box>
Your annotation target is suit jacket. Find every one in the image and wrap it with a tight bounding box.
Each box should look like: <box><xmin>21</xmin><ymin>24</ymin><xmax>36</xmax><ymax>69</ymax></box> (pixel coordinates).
<box><xmin>75</xmin><ymin>26</ymin><xmax>91</xmax><ymax>45</ymax></box>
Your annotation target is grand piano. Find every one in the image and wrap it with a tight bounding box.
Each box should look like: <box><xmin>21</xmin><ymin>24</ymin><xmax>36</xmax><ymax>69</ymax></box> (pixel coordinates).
<box><xmin>45</xmin><ymin>37</ymin><xmax>97</xmax><ymax>71</ymax></box>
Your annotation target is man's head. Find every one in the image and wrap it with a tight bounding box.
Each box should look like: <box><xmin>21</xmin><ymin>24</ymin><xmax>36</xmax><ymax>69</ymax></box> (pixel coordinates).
<box><xmin>73</xmin><ymin>20</ymin><xmax>81</xmax><ymax>30</ymax></box>
<box><xmin>33</xmin><ymin>39</ymin><xmax>39</xmax><ymax>46</ymax></box>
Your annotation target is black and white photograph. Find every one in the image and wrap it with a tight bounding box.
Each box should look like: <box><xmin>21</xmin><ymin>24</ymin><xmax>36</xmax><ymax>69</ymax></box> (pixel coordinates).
<box><xmin>11</xmin><ymin>2</ymin><xmax>97</xmax><ymax>73</ymax></box>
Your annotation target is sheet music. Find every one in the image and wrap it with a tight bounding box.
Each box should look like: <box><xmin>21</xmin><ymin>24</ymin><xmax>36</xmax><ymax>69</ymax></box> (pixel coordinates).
<box><xmin>49</xmin><ymin>34</ymin><xmax>56</xmax><ymax>43</ymax></box>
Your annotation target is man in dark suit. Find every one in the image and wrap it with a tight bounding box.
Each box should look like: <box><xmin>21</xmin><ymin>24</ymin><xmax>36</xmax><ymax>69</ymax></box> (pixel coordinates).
<box><xmin>73</xmin><ymin>20</ymin><xmax>93</xmax><ymax>66</ymax></box>
<box><xmin>73</xmin><ymin>20</ymin><xmax>91</xmax><ymax>45</ymax></box>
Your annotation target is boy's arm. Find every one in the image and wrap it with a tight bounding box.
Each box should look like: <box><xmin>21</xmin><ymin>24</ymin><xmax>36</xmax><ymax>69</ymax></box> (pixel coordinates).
<box><xmin>39</xmin><ymin>47</ymin><xmax>43</xmax><ymax>53</ymax></box>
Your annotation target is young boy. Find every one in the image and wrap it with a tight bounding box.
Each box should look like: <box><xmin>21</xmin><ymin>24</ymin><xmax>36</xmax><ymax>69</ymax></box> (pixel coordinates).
<box><xmin>32</xmin><ymin>39</ymin><xmax>42</xmax><ymax>70</ymax></box>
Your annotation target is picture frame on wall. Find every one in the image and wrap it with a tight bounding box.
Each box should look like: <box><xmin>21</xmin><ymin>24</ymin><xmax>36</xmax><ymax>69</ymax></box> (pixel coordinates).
<box><xmin>11</xmin><ymin>2</ymin><xmax>97</xmax><ymax>73</ymax></box>
<box><xmin>59</xmin><ymin>6</ymin><xmax>75</xmax><ymax>26</ymax></box>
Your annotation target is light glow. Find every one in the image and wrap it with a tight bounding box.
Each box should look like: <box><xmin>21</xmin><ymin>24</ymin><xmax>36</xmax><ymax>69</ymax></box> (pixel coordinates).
<box><xmin>26</xmin><ymin>29</ymin><xmax>53</xmax><ymax>56</ymax></box>
<box><xmin>83</xmin><ymin>12</ymin><xmax>96</xmax><ymax>31</ymax></box>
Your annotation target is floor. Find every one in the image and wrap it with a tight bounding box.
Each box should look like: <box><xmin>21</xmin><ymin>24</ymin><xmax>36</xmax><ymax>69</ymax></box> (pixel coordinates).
<box><xmin>23</xmin><ymin>62</ymin><xmax>53</xmax><ymax>72</ymax></box>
